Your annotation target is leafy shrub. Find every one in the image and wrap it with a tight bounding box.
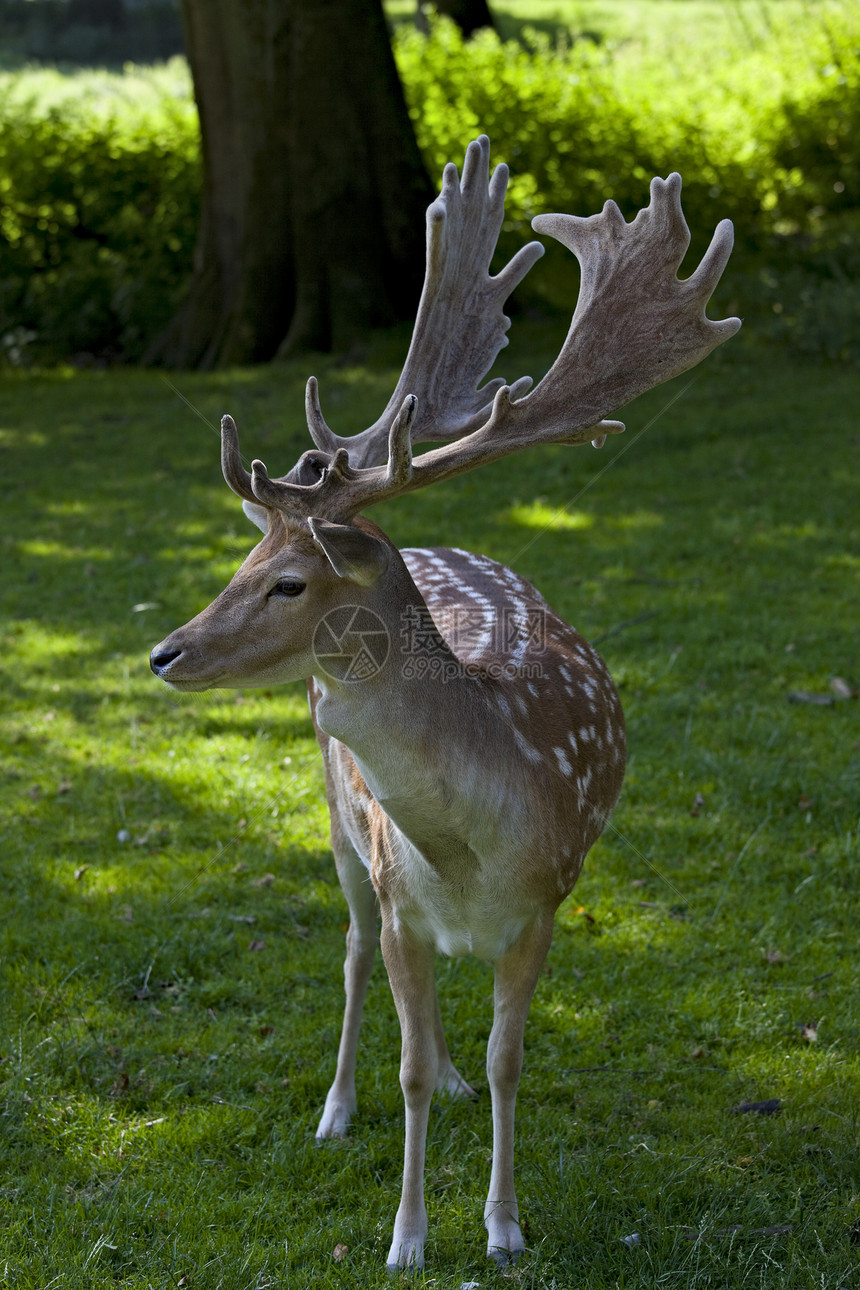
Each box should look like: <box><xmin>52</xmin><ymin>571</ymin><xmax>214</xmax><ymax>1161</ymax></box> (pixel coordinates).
<box><xmin>0</xmin><ymin>63</ymin><xmax>199</xmax><ymax>363</ymax></box>
<box><xmin>393</xmin><ymin>9</ymin><xmax>860</xmax><ymax>247</ymax></box>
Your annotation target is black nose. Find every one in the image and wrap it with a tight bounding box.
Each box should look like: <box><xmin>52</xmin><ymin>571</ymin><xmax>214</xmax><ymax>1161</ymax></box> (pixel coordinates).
<box><xmin>150</xmin><ymin>648</ymin><xmax>182</xmax><ymax>675</ymax></box>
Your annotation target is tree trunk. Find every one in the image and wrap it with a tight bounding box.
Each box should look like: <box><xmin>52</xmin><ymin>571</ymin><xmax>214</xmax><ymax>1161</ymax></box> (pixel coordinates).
<box><xmin>430</xmin><ymin>0</ymin><xmax>495</xmax><ymax>37</ymax></box>
<box><xmin>147</xmin><ymin>0</ymin><xmax>434</xmax><ymax>369</ymax></box>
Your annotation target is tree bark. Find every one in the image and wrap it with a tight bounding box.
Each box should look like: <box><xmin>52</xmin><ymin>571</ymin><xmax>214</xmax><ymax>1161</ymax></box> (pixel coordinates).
<box><xmin>429</xmin><ymin>0</ymin><xmax>495</xmax><ymax>37</ymax></box>
<box><xmin>147</xmin><ymin>0</ymin><xmax>434</xmax><ymax>369</ymax></box>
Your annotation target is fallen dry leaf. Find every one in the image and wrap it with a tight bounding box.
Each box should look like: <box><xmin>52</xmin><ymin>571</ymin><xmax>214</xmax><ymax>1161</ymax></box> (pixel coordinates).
<box><xmin>254</xmin><ymin>873</ymin><xmax>276</xmax><ymax>888</ymax></box>
<box><xmin>800</xmin><ymin>1023</ymin><xmax>818</xmax><ymax>1043</ymax></box>
<box><xmin>74</xmin><ymin>866</ymin><xmax>88</xmax><ymax>882</ymax></box>
<box><xmin>830</xmin><ymin>676</ymin><xmax>858</xmax><ymax>699</ymax></box>
<box><xmin>249</xmin><ymin>939</ymin><xmax>265</xmax><ymax>952</ymax></box>
<box><xmin>764</xmin><ymin>949</ymin><xmax>786</xmax><ymax>964</ymax></box>
<box><xmin>332</xmin><ymin>1243</ymin><xmax>349</xmax><ymax>1262</ymax></box>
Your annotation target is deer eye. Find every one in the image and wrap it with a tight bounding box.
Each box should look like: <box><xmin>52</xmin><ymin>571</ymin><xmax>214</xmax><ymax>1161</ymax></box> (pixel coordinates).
<box><xmin>269</xmin><ymin>578</ymin><xmax>306</xmax><ymax>598</ymax></box>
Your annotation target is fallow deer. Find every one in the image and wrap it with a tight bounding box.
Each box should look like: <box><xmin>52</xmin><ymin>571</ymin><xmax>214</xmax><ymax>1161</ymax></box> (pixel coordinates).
<box><xmin>150</xmin><ymin>137</ymin><xmax>739</xmax><ymax>1270</ymax></box>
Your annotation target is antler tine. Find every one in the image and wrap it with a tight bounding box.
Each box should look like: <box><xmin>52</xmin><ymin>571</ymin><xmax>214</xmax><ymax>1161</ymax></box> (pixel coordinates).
<box><xmin>298</xmin><ymin>136</ymin><xmax>543</xmax><ymax>471</ymax></box>
<box><xmin>386</xmin><ymin>396</ymin><xmax>416</xmax><ymax>486</ymax></box>
<box><xmin>305</xmin><ymin>377</ymin><xmax>339</xmax><ymax>454</ymax></box>
<box><xmin>221</xmin><ymin>414</ymin><xmax>258</xmax><ymax>504</ymax></box>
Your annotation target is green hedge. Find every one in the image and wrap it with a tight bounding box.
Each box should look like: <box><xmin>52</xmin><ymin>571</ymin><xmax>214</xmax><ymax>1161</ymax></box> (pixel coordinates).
<box><xmin>0</xmin><ymin>64</ymin><xmax>199</xmax><ymax>364</ymax></box>
<box><xmin>0</xmin><ymin>9</ymin><xmax>858</xmax><ymax>365</ymax></box>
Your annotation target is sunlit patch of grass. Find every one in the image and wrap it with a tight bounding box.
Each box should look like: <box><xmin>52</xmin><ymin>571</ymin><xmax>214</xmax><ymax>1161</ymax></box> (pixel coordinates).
<box><xmin>504</xmin><ymin>500</ymin><xmax>594</xmax><ymax>530</ymax></box>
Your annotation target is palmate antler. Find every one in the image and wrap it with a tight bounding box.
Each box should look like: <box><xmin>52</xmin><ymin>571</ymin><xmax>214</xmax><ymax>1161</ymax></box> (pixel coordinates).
<box><xmin>223</xmin><ymin>141</ymin><xmax>740</xmax><ymax>521</ymax></box>
<box><xmin>306</xmin><ymin>135</ymin><xmax>545</xmax><ymax>466</ymax></box>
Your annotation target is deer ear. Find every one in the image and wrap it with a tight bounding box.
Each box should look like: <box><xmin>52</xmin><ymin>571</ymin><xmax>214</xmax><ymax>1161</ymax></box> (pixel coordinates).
<box><xmin>308</xmin><ymin>517</ymin><xmax>390</xmax><ymax>586</ymax></box>
<box><xmin>242</xmin><ymin>499</ymin><xmax>270</xmax><ymax>533</ymax></box>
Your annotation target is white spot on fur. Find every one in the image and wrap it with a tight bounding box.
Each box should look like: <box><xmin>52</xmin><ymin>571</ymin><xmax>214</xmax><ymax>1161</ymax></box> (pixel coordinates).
<box><xmin>514</xmin><ymin>728</ymin><xmax>542</xmax><ymax>763</ymax></box>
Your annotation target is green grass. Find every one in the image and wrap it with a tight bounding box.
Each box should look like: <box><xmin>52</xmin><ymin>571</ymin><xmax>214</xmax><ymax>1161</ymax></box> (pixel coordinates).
<box><xmin>1</xmin><ymin>321</ymin><xmax>858</xmax><ymax>1286</ymax></box>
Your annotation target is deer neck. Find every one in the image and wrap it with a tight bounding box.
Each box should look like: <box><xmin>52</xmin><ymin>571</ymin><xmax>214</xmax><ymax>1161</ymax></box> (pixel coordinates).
<box><xmin>311</xmin><ymin>559</ymin><xmax>510</xmax><ymax>855</ymax></box>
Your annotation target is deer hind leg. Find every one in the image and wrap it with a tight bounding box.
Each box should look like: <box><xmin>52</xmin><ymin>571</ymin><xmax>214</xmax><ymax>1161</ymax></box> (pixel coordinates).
<box><xmin>316</xmin><ymin>830</ymin><xmax>378</xmax><ymax>1141</ymax></box>
<box><xmin>379</xmin><ymin>908</ymin><xmax>439</xmax><ymax>1271</ymax></box>
<box><xmin>484</xmin><ymin>913</ymin><xmax>555</xmax><ymax>1265</ymax></box>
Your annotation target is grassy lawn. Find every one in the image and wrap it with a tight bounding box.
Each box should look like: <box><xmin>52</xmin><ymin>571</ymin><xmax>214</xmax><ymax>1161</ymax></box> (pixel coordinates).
<box><xmin>1</xmin><ymin>317</ymin><xmax>858</xmax><ymax>1287</ymax></box>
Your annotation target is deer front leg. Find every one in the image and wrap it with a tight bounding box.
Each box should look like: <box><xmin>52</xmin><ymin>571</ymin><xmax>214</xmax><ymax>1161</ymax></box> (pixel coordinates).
<box><xmin>484</xmin><ymin>913</ymin><xmax>555</xmax><ymax>1264</ymax></box>
<box><xmin>379</xmin><ymin>908</ymin><xmax>438</xmax><ymax>1271</ymax></box>
<box><xmin>316</xmin><ymin>832</ymin><xmax>378</xmax><ymax>1140</ymax></box>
